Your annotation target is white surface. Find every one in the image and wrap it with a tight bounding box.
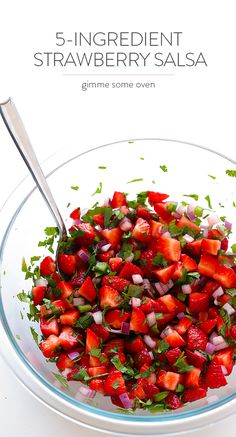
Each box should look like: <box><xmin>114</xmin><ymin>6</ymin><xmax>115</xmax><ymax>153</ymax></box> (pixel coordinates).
<box><xmin>0</xmin><ymin>0</ymin><xmax>236</xmax><ymax>436</ymax></box>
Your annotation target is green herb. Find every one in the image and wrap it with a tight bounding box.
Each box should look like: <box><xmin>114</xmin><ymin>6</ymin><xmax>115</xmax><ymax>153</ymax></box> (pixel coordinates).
<box><xmin>119</xmin><ymin>242</ymin><xmax>133</xmax><ymax>260</ymax></box>
<box><xmin>116</xmin><ymin>407</ymin><xmax>134</xmax><ymax>414</ymax></box>
<box><xmin>205</xmin><ymin>195</ymin><xmax>212</xmax><ymax>209</ymax></box>
<box><xmin>15</xmin><ymin>334</ymin><xmax>21</xmax><ymax>340</ymax></box>
<box><xmin>156</xmin><ymin>340</ymin><xmax>169</xmax><ymax>353</ymax></box>
<box><xmin>231</xmin><ymin>244</ymin><xmax>236</xmax><ymax>253</ymax></box>
<box><xmin>127</xmin><ymin>284</ymin><xmax>142</xmax><ymax>298</ymax></box>
<box><xmin>27</xmin><ymin>303</ymin><xmax>39</xmax><ymax>322</ymax></box>
<box><xmin>167</xmin><ymin>202</ymin><xmax>177</xmax><ymax>212</ymax></box>
<box><xmin>112</xmin><ymin>379</ymin><xmax>120</xmax><ymax>390</ymax></box>
<box><xmin>233</xmin><ymin>201</ymin><xmax>236</xmax><ymax>208</ymax></box>
<box><xmin>66</xmin><ymin>202</ymin><xmax>71</xmax><ymax>208</ymax></box>
<box><xmin>89</xmin><ymin>348</ymin><xmax>107</xmax><ymax>364</ymax></box>
<box><xmin>174</xmin><ymin>352</ymin><xmax>194</xmax><ymax>373</ymax></box>
<box><xmin>127</xmin><ymin>178</ymin><xmax>143</xmax><ymax>184</ymax></box>
<box><xmin>194</xmin><ymin>206</ymin><xmax>203</xmax><ymax>217</ymax></box>
<box><xmin>168</xmin><ymin>221</ymin><xmax>183</xmax><ymax>237</ymax></box>
<box><xmin>226</xmin><ymin>288</ymin><xmax>236</xmax><ymax>297</ymax></box>
<box><xmin>153</xmin><ymin>392</ymin><xmax>169</xmax><ymax>402</ymax></box>
<box><xmin>139</xmin><ymin>157</ymin><xmax>144</xmax><ymax>160</ymax></box>
<box><xmin>74</xmin><ymin>313</ymin><xmax>94</xmax><ymax>329</ymax></box>
<box><xmin>21</xmin><ymin>257</ymin><xmax>28</xmax><ymax>272</ymax></box>
<box><xmin>219</xmin><ymin>307</ymin><xmax>232</xmax><ymax>336</ymax></box>
<box><xmin>176</xmin><ymin>383</ymin><xmax>185</xmax><ymax>393</ymax></box>
<box><xmin>128</xmin><ymin>140</ymin><xmax>134</xmax><ymax>144</ymax></box>
<box><xmin>43</xmin><ymin>299</ymin><xmax>61</xmax><ymax>316</ymax></box>
<box><xmin>226</xmin><ymin>170</ymin><xmax>236</xmax><ymax>177</ymax></box>
<box><xmin>177</xmin><ymin>292</ymin><xmax>187</xmax><ymax>302</ymax></box>
<box><xmin>98</xmin><ymin>166</ymin><xmax>107</xmax><ymax>169</ymax></box>
<box><xmin>38</xmin><ymin>227</ymin><xmax>59</xmax><ymax>254</ymax></box>
<box><xmin>70</xmin><ymin>368</ymin><xmax>89</xmax><ymax>381</ymax></box>
<box><xmin>183</xmin><ymin>193</ymin><xmax>199</xmax><ymax>201</ymax></box>
<box><xmin>30</xmin><ymin>256</ymin><xmax>41</xmax><ymax>264</ymax></box>
<box><xmin>93</xmin><ymin>261</ymin><xmax>110</xmax><ymax>277</ymax></box>
<box><xmin>152</xmin><ymin>180</ymin><xmax>155</xmax><ymax>184</ymax></box>
<box><xmin>160</xmin><ymin>165</ymin><xmax>168</xmax><ymax>172</ymax></box>
<box><xmin>78</xmin><ymin>304</ymin><xmax>92</xmax><ymax>313</ymax></box>
<box><xmin>92</xmin><ymin>182</ymin><xmax>103</xmax><ymax>196</ymax></box>
<box><xmin>111</xmin><ymin>355</ymin><xmax>134</xmax><ymax>375</ymax></box>
<box><xmin>71</xmin><ymin>185</ymin><xmax>79</xmax><ymax>191</ymax></box>
<box><xmin>52</xmin><ymin>372</ymin><xmax>69</xmax><ymax>389</ymax></box>
<box><xmin>30</xmin><ymin>327</ymin><xmax>39</xmax><ymax>346</ymax></box>
<box><xmin>152</xmin><ymin>252</ymin><xmax>168</xmax><ymax>268</ymax></box>
<box><xmin>147</xmin><ymin>404</ymin><xmax>168</xmax><ymax>413</ymax></box>
<box><xmin>208</xmin><ymin>174</ymin><xmax>216</xmax><ymax>180</ymax></box>
<box><xmin>17</xmin><ymin>290</ymin><xmax>31</xmax><ymax>304</ymax></box>
<box><xmin>20</xmin><ymin>311</ymin><xmax>24</xmax><ymax>320</ymax></box>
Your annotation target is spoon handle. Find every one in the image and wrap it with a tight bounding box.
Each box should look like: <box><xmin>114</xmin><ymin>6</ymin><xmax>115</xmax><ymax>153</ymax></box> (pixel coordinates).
<box><xmin>0</xmin><ymin>98</ymin><xmax>66</xmax><ymax>237</ymax></box>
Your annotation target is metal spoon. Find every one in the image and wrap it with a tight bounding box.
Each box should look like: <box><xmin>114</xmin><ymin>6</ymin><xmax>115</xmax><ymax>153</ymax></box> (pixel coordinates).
<box><xmin>0</xmin><ymin>98</ymin><xmax>67</xmax><ymax>257</ymax></box>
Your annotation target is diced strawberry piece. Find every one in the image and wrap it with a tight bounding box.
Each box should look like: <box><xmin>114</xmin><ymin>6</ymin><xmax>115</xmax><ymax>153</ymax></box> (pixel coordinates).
<box><xmin>213</xmin><ymin>265</ymin><xmax>236</xmax><ymax>288</ymax></box>
<box><xmin>56</xmin><ymin>353</ymin><xmax>75</xmax><ymax>370</ymax></box>
<box><xmin>70</xmin><ymin>207</ymin><xmax>81</xmax><ymax>220</ymax></box>
<box><xmin>140</xmin><ymin>298</ymin><xmax>163</xmax><ymax>314</ymax></box>
<box><xmin>88</xmin><ymin>366</ymin><xmax>108</xmax><ymax>377</ymax></box>
<box><xmin>105</xmin><ymin>309</ymin><xmax>130</xmax><ymax>329</ymax></box>
<box><xmin>198</xmin><ymin>319</ymin><xmax>217</xmax><ymax>335</ymax></box>
<box><xmin>155</xmin><ymin>238</ymin><xmax>181</xmax><ymax>262</ymax></box>
<box><xmin>172</xmin><ymin>262</ymin><xmax>184</xmax><ymax>280</ymax></box>
<box><xmin>103</xmin><ymin>370</ymin><xmax>126</xmax><ymax>395</ymax></box>
<box><xmin>119</xmin><ymin>261</ymin><xmax>143</xmax><ymax>280</ymax></box>
<box><xmin>164</xmin><ymin>330</ymin><xmax>186</xmax><ymax>348</ymax></box>
<box><xmin>99</xmin><ymin>285</ymin><xmax>123</xmax><ymax>309</ymax></box>
<box><xmin>185</xmin><ymin>350</ymin><xmax>206</xmax><ymax>370</ymax></box>
<box><xmin>153</xmin><ymin>203</ymin><xmax>173</xmax><ymax>223</ymax></box>
<box><xmin>78</xmin><ymin>276</ymin><xmax>97</xmax><ymax>302</ymax></box>
<box><xmin>72</xmin><ymin>222</ymin><xmax>96</xmax><ymax>246</ymax></box>
<box><xmin>86</xmin><ymin>328</ymin><xmax>100</xmax><ymax>354</ymax></box>
<box><xmin>102</xmin><ymin>275</ymin><xmax>130</xmax><ymax>291</ymax></box>
<box><xmin>177</xmin><ymin>216</ymin><xmax>200</xmax><ymax>232</ymax></box>
<box><xmin>101</xmin><ymin>227</ymin><xmax>122</xmax><ymax>249</ymax></box>
<box><xmin>201</xmin><ymin>238</ymin><xmax>221</xmax><ymax>256</ymax></box>
<box><xmin>221</xmin><ymin>237</ymin><xmax>228</xmax><ymax>251</ymax></box>
<box><xmin>142</xmin><ymin>382</ymin><xmax>160</xmax><ymax>400</ymax></box>
<box><xmin>150</xmin><ymin>220</ymin><xmax>163</xmax><ymax>238</ymax></box>
<box><xmin>204</xmin><ymin>363</ymin><xmax>227</xmax><ymax>388</ymax></box>
<box><xmin>109</xmin><ymin>257</ymin><xmax>123</xmax><ymax>272</ymax></box>
<box><xmin>212</xmin><ymin>348</ymin><xmax>234</xmax><ymax>375</ymax></box>
<box><xmin>166</xmin><ymin>392</ymin><xmax>183</xmax><ymax>409</ymax></box>
<box><xmin>198</xmin><ymin>254</ymin><xmax>218</xmax><ymax>277</ymax></box>
<box><xmin>58</xmin><ymin>254</ymin><xmax>76</xmax><ymax>276</ymax></box>
<box><xmin>156</xmin><ymin>295</ymin><xmax>186</xmax><ymax>314</ymax></box>
<box><xmin>40</xmin><ymin>335</ymin><xmax>61</xmax><ymax>358</ymax></box>
<box><xmin>125</xmin><ymin>336</ymin><xmax>145</xmax><ymax>354</ymax></box>
<box><xmin>185</xmin><ymin>367</ymin><xmax>201</xmax><ymax>387</ymax></box>
<box><xmin>187</xmin><ymin>326</ymin><xmax>208</xmax><ymax>351</ymax></box>
<box><xmin>132</xmin><ymin>218</ymin><xmax>151</xmax><ymax>243</ymax></box>
<box><xmin>130</xmin><ymin>308</ymin><xmax>148</xmax><ymax>334</ymax></box>
<box><xmin>103</xmin><ymin>338</ymin><xmax>125</xmax><ymax>355</ymax></box>
<box><xmin>59</xmin><ymin>326</ymin><xmax>79</xmax><ymax>350</ymax></box>
<box><xmin>189</xmin><ymin>292</ymin><xmax>209</xmax><ymax>313</ymax></box>
<box><xmin>208</xmin><ymin>229</ymin><xmax>222</xmax><ymax>240</ymax></box>
<box><xmin>68</xmin><ymin>269</ymin><xmax>86</xmax><ymax>289</ymax></box>
<box><xmin>40</xmin><ymin>256</ymin><xmax>56</xmax><ymax>276</ymax></box>
<box><xmin>175</xmin><ymin>317</ymin><xmax>192</xmax><ymax>335</ymax></box>
<box><xmin>153</xmin><ymin>265</ymin><xmax>175</xmax><ymax>284</ymax></box>
<box><xmin>218</xmin><ymin>254</ymin><xmax>235</xmax><ymax>267</ymax></box>
<box><xmin>186</xmin><ymin>240</ymin><xmax>202</xmax><ymax>257</ymax></box>
<box><xmin>129</xmin><ymin>381</ymin><xmax>146</xmax><ymax>400</ymax></box>
<box><xmin>57</xmin><ymin>281</ymin><xmax>73</xmax><ymax>299</ymax></box>
<box><xmin>60</xmin><ymin>309</ymin><xmax>80</xmax><ymax>326</ymax></box>
<box><xmin>92</xmin><ymin>213</ymin><xmax>104</xmax><ymax>228</ymax></box>
<box><xmin>40</xmin><ymin>299</ymin><xmax>66</xmax><ymax>317</ymax></box>
<box><xmin>110</xmin><ymin>191</ymin><xmax>127</xmax><ymax>208</ymax></box>
<box><xmin>148</xmin><ymin>191</ymin><xmax>169</xmax><ymax>205</ymax></box>
<box><xmin>157</xmin><ymin>312</ymin><xmax>177</xmax><ymax>326</ymax></box>
<box><xmin>157</xmin><ymin>370</ymin><xmax>181</xmax><ymax>391</ymax></box>
<box><xmin>180</xmin><ymin>254</ymin><xmax>198</xmax><ymax>272</ymax></box>
<box><xmin>182</xmin><ymin>387</ymin><xmax>207</xmax><ymax>403</ymax></box>
<box><xmin>40</xmin><ymin>317</ymin><xmax>59</xmax><ymax>337</ymax></box>
<box><xmin>230</xmin><ymin>324</ymin><xmax>236</xmax><ymax>340</ymax></box>
<box><xmin>136</xmin><ymin>206</ymin><xmax>151</xmax><ymax>220</ymax></box>
<box><xmin>98</xmin><ymin>249</ymin><xmax>114</xmax><ymax>262</ymax></box>
<box><xmin>89</xmin><ymin>378</ymin><xmax>105</xmax><ymax>394</ymax></box>
<box><xmin>202</xmin><ymin>280</ymin><xmax>219</xmax><ymax>296</ymax></box>
<box><xmin>89</xmin><ymin>323</ymin><xmax>110</xmax><ymax>343</ymax></box>
<box><xmin>139</xmin><ymin>249</ymin><xmax>156</xmax><ymax>278</ymax></box>
<box><xmin>134</xmin><ymin>349</ymin><xmax>153</xmax><ymax>368</ymax></box>
<box><xmin>32</xmin><ymin>285</ymin><xmax>46</xmax><ymax>306</ymax></box>
<box><xmin>165</xmin><ymin>347</ymin><xmax>182</xmax><ymax>365</ymax></box>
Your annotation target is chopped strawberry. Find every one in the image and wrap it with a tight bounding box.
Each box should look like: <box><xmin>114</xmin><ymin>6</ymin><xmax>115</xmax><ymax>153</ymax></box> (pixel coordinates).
<box><xmin>130</xmin><ymin>308</ymin><xmax>148</xmax><ymax>334</ymax></box>
<box><xmin>180</xmin><ymin>254</ymin><xmax>198</xmax><ymax>272</ymax></box>
<box><xmin>187</xmin><ymin>325</ymin><xmax>208</xmax><ymax>351</ymax></box>
<box><xmin>157</xmin><ymin>370</ymin><xmax>181</xmax><ymax>391</ymax></box>
<box><xmin>57</xmin><ymin>281</ymin><xmax>73</xmax><ymax>300</ymax></box>
<box><xmin>164</xmin><ymin>330</ymin><xmax>186</xmax><ymax>348</ymax></box>
<box><xmin>139</xmin><ymin>250</ymin><xmax>156</xmax><ymax>278</ymax></box>
<box><xmin>198</xmin><ymin>319</ymin><xmax>217</xmax><ymax>335</ymax></box>
<box><xmin>104</xmin><ymin>338</ymin><xmax>125</xmax><ymax>355</ymax></box>
<box><xmin>175</xmin><ymin>317</ymin><xmax>192</xmax><ymax>335</ymax></box>
<box><xmin>73</xmin><ymin>222</ymin><xmax>96</xmax><ymax>246</ymax></box>
<box><xmin>68</xmin><ymin>269</ymin><xmax>86</xmax><ymax>289</ymax></box>
<box><xmin>125</xmin><ymin>336</ymin><xmax>145</xmax><ymax>354</ymax></box>
<box><xmin>98</xmin><ymin>249</ymin><xmax>114</xmax><ymax>262</ymax></box>
<box><xmin>165</xmin><ymin>347</ymin><xmax>182</xmax><ymax>365</ymax></box>
<box><xmin>32</xmin><ymin>285</ymin><xmax>46</xmax><ymax>306</ymax></box>
<box><xmin>40</xmin><ymin>335</ymin><xmax>61</xmax><ymax>358</ymax></box>
<box><xmin>89</xmin><ymin>378</ymin><xmax>105</xmax><ymax>394</ymax></box>
<box><xmin>86</xmin><ymin>328</ymin><xmax>100</xmax><ymax>354</ymax></box>
<box><xmin>166</xmin><ymin>392</ymin><xmax>183</xmax><ymax>409</ymax></box>
<box><xmin>186</xmin><ymin>240</ymin><xmax>202</xmax><ymax>257</ymax></box>
<box><xmin>189</xmin><ymin>292</ymin><xmax>209</xmax><ymax>313</ymax></box>
<box><xmin>110</xmin><ymin>191</ymin><xmax>127</xmax><ymax>208</ymax></box>
<box><xmin>132</xmin><ymin>218</ymin><xmax>151</xmax><ymax>243</ymax></box>
<box><xmin>204</xmin><ymin>363</ymin><xmax>227</xmax><ymax>388</ymax></box>
<box><xmin>60</xmin><ymin>309</ymin><xmax>80</xmax><ymax>326</ymax></box>
<box><xmin>153</xmin><ymin>203</ymin><xmax>173</xmax><ymax>223</ymax></box>
<box><xmin>89</xmin><ymin>323</ymin><xmax>110</xmax><ymax>343</ymax></box>
<box><xmin>148</xmin><ymin>191</ymin><xmax>169</xmax><ymax>205</ymax></box>
<box><xmin>155</xmin><ymin>238</ymin><xmax>181</xmax><ymax>262</ymax></box>
<box><xmin>40</xmin><ymin>256</ymin><xmax>56</xmax><ymax>276</ymax></box>
<box><xmin>177</xmin><ymin>216</ymin><xmax>200</xmax><ymax>233</ymax></box>
<box><xmin>105</xmin><ymin>309</ymin><xmax>130</xmax><ymax>329</ymax></box>
<box><xmin>70</xmin><ymin>207</ymin><xmax>81</xmax><ymax>220</ymax></box>
<box><xmin>119</xmin><ymin>261</ymin><xmax>143</xmax><ymax>280</ymax></box>
<box><xmin>142</xmin><ymin>382</ymin><xmax>160</xmax><ymax>400</ymax></box>
<box><xmin>134</xmin><ymin>349</ymin><xmax>153</xmax><ymax>368</ymax></box>
<box><xmin>202</xmin><ymin>280</ymin><xmax>219</xmax><ymax>296</ymax></box>
<box><xmin>59</xmin><ymin>326</ymin><xmax>79</xmax><ymax>350</ymax></box>
<box><xmin>185</xmin><ymin>367</ymin><xmax>201</xmax><ymax>387</ymax></box>
<box><xmin>56</xmin><ymin>353</ymin><xmax>75</xmax><ymax>370</ymax></box>
<box><xmin>213</xmin><ymin>265</ymin><xmax>236</xmax><ymax>288</ymax></box>
<box><xmin>102</xmin><ymin>275</ymin><xmax>130</xmax><ymax>291</ymax></box>
<box><xmin>108</xmin><ymin>257</ymin><xmax>123</xmax><ymax>272</ymax></box>
<box><xmin>40</xmin><ymin>299</ymin><xmax>66</xmax><ymax>317</ymax></box>
<box><xmin>182</xmin><ymin>387</ymin><xmax>207</xmax><ymax>403</ymax></box>
<box><xmin>58</xmin><ymin>254</ymin><xmax>76</xmax><ymax>276</ymax></box>
<box><xmin>92</xmin><ymin>213</ymin><xmax>104</xmax><ymax>228</ymax></box>
<box><xmin>153</xmin><ymin>264</ymin><xmax>175</xmax><ymax>284</ymax></box>
<box><xmin>212</xmin><ymin>348</ymin><xmax>234</xmax><ymax>375</ymax></box>
<box><xmin>99</xmin><ymin>285</ymin><xmax>123</xmax><ymax>309</ymax></box>
<box><xmin>129</xmin><ymin>381</ymin><xmax>146</xmax><ymax>400</ymax></box>
<box><xmin>40</xmin><ymin>317</ymin><xmax>59</xmax><ymax>337</ymax></box>
<box><xmin>185</xmin><ymin>350</ymin><xmax>206</xmax><ymax>370</ymax></box>
<box><xmin>201</xmin><ymin>238</ymin><xmax>221</xmax><ymax>256</ymax></box>
<box><xmin>230</xmin><ymin>324</ymin><xmax>236</xmax><ymax>340</ymax></box>
<box><xmin>88</xmin><ymin>366</ymin><xmax>108</xmax><ymax>377</ymax></box>
<box><xmin>198</xmin><ymin>254</ymin><xmax>218</xmax><ymax>277</ymax></box>
<box><xmin>101</xmin><ymin>227</ymin><xmax>122</xmax><ymax>249</ymax></box>
<box><xmin>136</xmin><ymin>206</ymin><xmax>151</xmax><ymax>220</ymax></box>
<box><xmin>172</xmin><ymin>262</ymin><xmax>184</xmax><ymax>280</ymax></box>
<box><xmin>150</xmin><ymin>220</ymin><xmax>163</xmax><ymax>238</ymax></box>
<box><xmin>103</xmin><ymin>370</ymin><xmax>126</xmax><ymax>395</ymax></box>
<box><xmin>78</xmin><ymin>276</ymin><xmax>97</xmax><ymax>302</ymax></box>
<box><xmin>156</xmin><ymin>295</ymin><xmax>186</xmax><ymax>314</ymax></box>
<box><xmin>140</xmin><ymin>297</ymin><xmax>163</xmax><ymax>314</ymax></box>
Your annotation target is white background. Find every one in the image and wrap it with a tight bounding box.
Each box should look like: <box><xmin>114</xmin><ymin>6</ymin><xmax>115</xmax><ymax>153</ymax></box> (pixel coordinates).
<box><xmin>0</xmin><ymin>0</ymin><xmax>236</xmax><ymax>436</ymax></box>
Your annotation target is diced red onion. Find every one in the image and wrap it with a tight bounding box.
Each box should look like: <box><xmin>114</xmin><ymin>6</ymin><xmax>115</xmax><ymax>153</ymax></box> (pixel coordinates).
<box><xmin>207</xmin><ymin>214</ymin><xmax>220</xmax><ymax>227</ymax></box>
<box><xmin>73</xmin><ymin>297</ymin><xmax>84</xmax><ymax>306</ymax></box>
<box><xmin>222</xmin><ymin>302</ymin><xmax>236</xmax><ymax>316</ymax></box>
<box><xmin>221</xmin><ymin>365</ymin><xmax>228</xmax><ymax>376</ymax></box>
<box><xmin>199</xmin><ymin>276</ymin><xmax>207</xmax><ymax>288</ymax></box>
<box><xmin>145</xmin><ymin>287</ymin><xmax>155</xmax><ymax>299</ymax></box>
<box><xmin>96</xmin><ymin>240</ymin><xmax>108</xmax><ymax>251</ymax></box>
<box><xmin>175</xmin><ymin>205</ymin><xmax>185</xmax><ymax>216</ymax></box>
<box><xmin>61</xmin><ymin>368</ymin><xmax>71</xmax><ymax>378</ymax></box>
<box><xmin>149</xmin><ymin>351</ymin><xmax>154</xmax><ymax>360</ymax></box>
<box><xmin>187</xmin><ymin>204</ymin><xmax>196</xmax><ymax>221</ymax></box>
<box><xmin>177</xmin><ymin>312</ymin><xmax>185</xmax><ymax>320</ymax></box>
<box><xmin>126</xmin><ymin>253</ymin><xmax>134</xmax><ymax>262</ymax></box>
<box><xmin>77</xmin><ymin>249</ymin><xmax>90</xmax><ymax>263</ymax></box>
<box><xmin>224</xmin><ymin>220</ymin><xmax>232</xmax><ymax>231</ymax></box>
<box><xmin>214</xmin><ymin>298</ymin><xmax>219</xmax><ymax>306</ymax></box>
<box><xmin>209</xmin><ymin>331</ymin><xmax>218</xmax><ymax>343</ymax></box>
<box><xmin>182</xmin><ymin>284</ymin><xmax>192</xmax><ymax>294</ymax></box>
<box><xmin>93</xmin><ymin>311</ymin><xmax>103</xmax><ymax>325</ymax></box>
<box><xmin>162</xmin><ymin>231</ymin><xmax>171</xmax><ymax>238</ymax></box>
<box><xmin>105</xmin><ymin>327</ymin><xmax>122</xmax><ymax>334</ymax></box>
<box><xmin>214</xmin><ymin>341</ymin><xmax>228</xmax><ymax>351</ymax></box>
<box><xmin>202</xmin><ymin>228</ymin><xmax>209</xmax><ymax>238</ymax></box>
<box><xmin>132</xmin><ymin>274</ymin><xmax>143</xmax><ymax>285</ymax></box>
<box><xmin>212</xmin><ymin>286</ymin><xmax>224</xmax><ymax>299</ymax></box>
<box><xmin>200</xmin><ymin>220</ymin><xmax>209</xmax><ymax>230</ymax></box>
<box><xmin>160</xmin><ymin>326</ymin><xmax>173</xmax><ymax>339</ymax></box>
<box><xmin>183</xmin><ymin>234</ymin><xmax>194</xmax><ymax>243</ymax></box>
<box><xmin>119</xmin><ymin>217</ymin><xmax>132</xmax><ymax>232</ymax></box>
<box><xmin>130</xmin><ymin>297</ymin><xmax>141</xmax><ymax>308</ymax></box>
<box><xmin>142</xmin><ymin>278</ymin><xmax>151</xmax><ymax>290</ymax></box>
<box><xmin>79</xmin><ymin>386</ymin><xmax>96</xmax><ymax>399</ymax></box>
<box><xmin>101</xmin><ymin>243</ymin><xmax>112</xmax><ymax>252</ymax></box>
<box><xmin>103</xmin><ymin>197</ymin><xmax>111</xmax><ymax>207</ymax></box>
<box><xmin>67</xmin><ymin>350</ymin><xmax>80</xmax><ymax>360</ymax></box>
<box><xmin>35</xmin><ymin>278</ymin><xmax>48</xmax><ymax>287</ymax></box>
<box><xmin>119</xmin><ymin>393</ymin><xmax>133</xmax><ymax>409</ymax></box>
<box><xmin>212</xmin><ymin>335</ymin><xmax>225</xmax><ymax>346</ymax></box>
<box><xmin>121</xmin><ymin>322</ymin><xmax>130</xmax><ymax>335</ymax></box>
<box><xmin>146</xmin><ymin>311</ymin><xmax>156</xmax><ymax>327</ymax></box>
<box><xmin>154</xmin><ymin>281</ymin><xmax>173</xmax><ymax>296</ymax></box>
<box><xmin>120</xmin><ymin>205</ymin><xmax>130</xmax><ymax>215</ymax></box>
<box><xmin>95</xmin><ymin>225</ymin><xmax>102</xmax><ymax>231</ymax></box>
<box><xmin>205</xmin><ymin>342</ymin><xmax>216</xmax><ymax>354</ymax></box>
<box><xmin>143</xmin><ymin>335</ymin><xmax>156</xmax><ymax>349</ymax></box>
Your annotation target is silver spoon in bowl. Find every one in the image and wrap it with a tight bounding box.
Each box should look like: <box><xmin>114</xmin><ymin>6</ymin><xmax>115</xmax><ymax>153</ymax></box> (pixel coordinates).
<box><xmin>0</xmin><ymin>98</ymin><xmax>67</xmax><ymax>265</ymax></box>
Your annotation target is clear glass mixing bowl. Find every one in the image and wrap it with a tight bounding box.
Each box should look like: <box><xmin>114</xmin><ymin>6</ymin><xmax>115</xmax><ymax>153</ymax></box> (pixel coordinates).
<box><xmin>1</xmin><ymin>139</ymin><xmax>236</xmax><ymax>436</ymax></box>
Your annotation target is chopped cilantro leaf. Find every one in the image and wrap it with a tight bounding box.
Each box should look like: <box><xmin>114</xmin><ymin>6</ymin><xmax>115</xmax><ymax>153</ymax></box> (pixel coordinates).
<box><xmin>176</xmin><ymin>383</ymin><xmax>185</xmax><ymax>393</ymax></box>
<box><xmin>152</xmin><ymin>252</ymin><xmax>168</xmax><ymax>268</ymax></box>
<box><xmin>226</xmin><ymin>289</ymin><xmax>236</xmax><ymax>297</ymax></box>
<box><xmin>27</xmin><ymin>303</ymin><xmax>39</xmax><ymax>322</ymax></box>
<box><xmin>153</xmin><ymin>392</ymin><xmax>169</xmax><ymax>402</ymax></box>
<box><xmin>30</xmin><ymin>256</ymin><xmax>41</xmax><ymax>264</ymax></box>
<box><xmin>112</xmin><ymin>379</ymin><xmax>120</xmax><ymax>390</ymax></box>
<box><xmin>219</xmin><ymin>307</ymin><xmax>232</xmax><ymax>336</ymax></box>
<box><xmin>160</xmin><ymin>165</ymin><xmax>168</xmax><ymax>172</ymax></box>
<box><xmin>52</xmin><ymin>372</ymin><xmax>69</xmax><ymax>389</ymax></box>
<box><xmin>111</xmin><ymin>355</ymin><xmax>134</xmax><ymax>375</ymax></box>
<box><xmin>128</xmin><ymin>140</ymin><xmax>134</xmax><ymax>144</ymax></box>
<box><xmin>168</xmin><ymin>221</ymin><xmax>183</xmax><ymax>237</ymax></box>
<box><xmin>66</xmin><ymin>202</ymin><xmax>71</xmax><ymax>208</ymax></box>
<box><xmin>15</xmin><ymin>334</ymin><xmax>21</xmax><ymax>340</ymax></box>
<box><xmin>233</xmin><ymin>201</ymin><xmax>236</xmax><ymax>208</ymax></box>
<box><xmin>44</xmin><ymin>227</ymin><xmax>59</xmax><ymax>236</ymax></box>
<box><xmin>208</xmin><ymin>174</ymin><xmax>216</xmax><ymax>179</ymax></box>
<box><xmin>98</xmin><ymin>166</ymin><xmax>107</xmax><ymax>169</ymax></box>
<box><xmin>183</xmin><ymin>193</ymin><xmax>199</xmax><ymax>201</ymax></box>
<box><xmin>92</xmin><ymin>182</ymin><xmax>103</xmax><ymax>196</ymax></box>
<box><xmin>71</xmin><ymin>185</ymin><xmax>79</xmax><ymax>191</ymax></box>
<box><xmin>156</xmin><ymin>340</ymin><xmax>169</xmax><ymax>353</ymax></box>
<box><xmin>205</xmin><ymin>195</ymin><xmax>212</xmax><ymax>209</ymax></box>
<box><xmin>119</xmin><ymin>242</ymin><xmax>133</xmax><ymax>260</ymax></box>
<box><xmin>74</xmin><ymin>313</ymin><xmax>93</xmax><ymax>329</ymax></box>
<box><xmin>226</xmin><ymin>170</ymin><xmax>236</xmax><ymax>177</ymax></box>
<box><xmin>17</xmin><ymin>290</ymin><xmax>31</xmax><ymax>304</ymax></box>
<box><xmin>21</xmin><ymin>257</ymin><xmax>27</xmax><ymax>273</ymax></box>
<box><xmin>174</xmin><ymin>352</ymin><xmax>194</xmax><ymax>373</ymax></box>
<box><xmin>139</xmin><ymin>157</ymin><xmax>144</xmax><ymax>160</ymax></box>
<box><xmin>127</xmin><ymin>178</ymin><xmax>143</xmax><ymax>184</ymax></box>
<box><xmin>231</xmin><ymin>244</ymin><xmax>236</xmax><ymax>253</ymax></box>
<box><xmin>30</xmin><ymin>327</ymin><xmax>39</xmax><ymax>346</ymax></box>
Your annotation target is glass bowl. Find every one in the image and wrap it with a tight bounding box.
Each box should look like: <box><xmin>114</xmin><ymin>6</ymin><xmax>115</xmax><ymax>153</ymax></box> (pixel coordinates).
<box><xmin>1</xmin><ymin>139</ymin><xmax>236</xmax><ymax>436</ymax></box>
